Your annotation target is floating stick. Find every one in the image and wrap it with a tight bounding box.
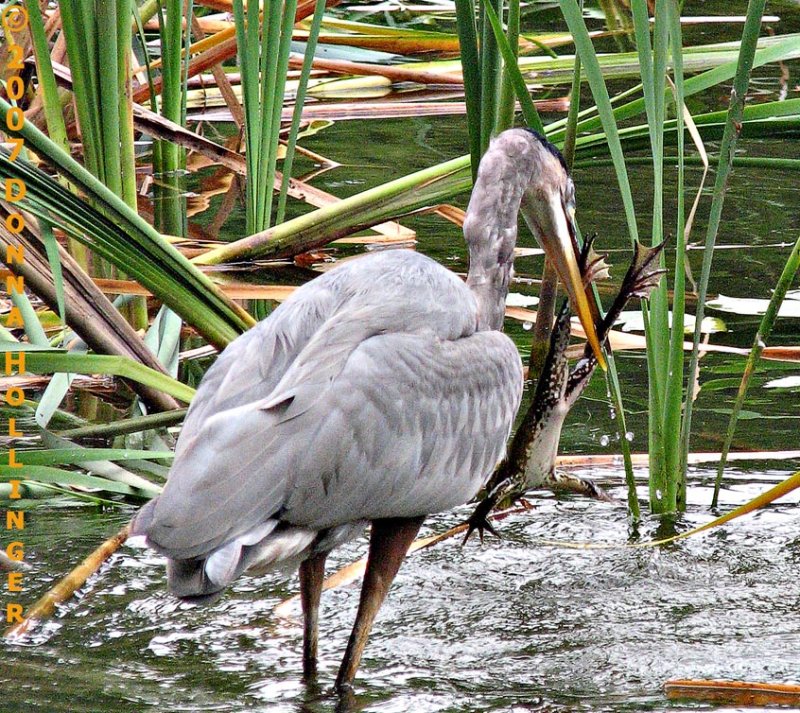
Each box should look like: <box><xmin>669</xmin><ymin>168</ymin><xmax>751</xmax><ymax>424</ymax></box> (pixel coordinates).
<box><xmin>4</xmin><ymin>524</ymin><xmax>129</xmax><ymax>640</ymax></box>
<box><xmin>665</xmin><ymin>679</ymin><xmax>800</xmax><ymax>706</ymax></box>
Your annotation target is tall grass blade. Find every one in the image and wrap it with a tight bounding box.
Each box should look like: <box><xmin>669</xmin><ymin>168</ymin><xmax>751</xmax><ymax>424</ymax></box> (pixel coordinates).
<box><xmin>196</xmin><ymin>156</ymin><xmax>473</xmax><ymax>265</ymax></box>
<box><xmin>97</xmin><ymin>0</ymin><xmax>122</xmax><ymax>198</ymax></box>
<box><xmin>712</xmin><ymin>235</ymin><xmax>800</xmax><ymax>506</ymax></box>
<box><xmin>549</xmin><ymin>34</ymin><xmax>800</xmax><ymax>143</ymax></box>
<box><xmin>150</xmin><ymin>1</ymin><xmax>189</xmax><ymax>376</ymax></box>
<box><xmin>559</xmin><ymin>0</ymin><xmax>641</xmax><ymax>513</ymax></box>
<box><xmin>5</xmin><ymin>348</ymin><xmax>196</xmax><ymax>404</ymax></box>
<box><xmin>559</xmin><ymin>0</ymin><xmax>639</xmax><ymax>244</ymax></box>
<box><xmin>234</xmin><ymin>0</ymin><xmax>299</xmax><ymax>233</ymax></box>
<box><xmin>680</xmin><ymin>0</ymin><xmax>768</xmax><ymax>478</ymax></box>
<box><xmin>23</xmin><ymin>0</ymin><xmax>69</xmax><ymax>153</ymax></box>
<box><xmin>57</xmin><ymin>409</ymin><xmax>187</xmax><ymax>440</ymax></box>
<box><xmin>0</xmin><ymin>465</ymin><xmax>155</xmax><ymax>499</ymax></box>
<box><xmin>496</xmin><ymin>0</ymin><xmax>520</xmax><ymax>132</ymax></box>
<box><xmin>35</xmin><ymin>337</ymin><xmax>83</xmax><ymax>430</ymax></box>
<box><xmin>39</xmin><ymin>222</ymin><xmax>66</xmax><ymax>329</ymax></box>
<box><xmin>10</xmin><ymin>289</ymin><xmax>48</xmax><ymax>347</ymax></box>
<box><xmin>58</xmin><ymin>0</ymin><xmax>101</xmax><ymax>179</ymax></box>
<box><xmin>479</xmin><ymin>0</ymin><xmax>502</xmax><ymax>153</ymax></box>
<box><xmin>454</xmin><ymin>0</ymin><xmax>482</xmax><ymax>179</ymax></box>
<box><xmin>562</xmin><ymin>40</ymin><xmax>582</xmax><ymax>167</ymax></box>
<box><xmin>155</xmin><ymin>0</ymin><xmax>185</xmax><ymax>176</ymax></box>
<box><xmin>663</xmin><ymin>3</ymin><xmax>688</xmax><ymax>510</ymax></box>
<box><xmin>118</xmin><ymin>0</ymin><xmax>138</xmax><ymax>210</ymax></box>
<box><xmin>276</xmin><ymin>0</ymin><xmax>326</xmax><ymax>225</ymax></box>
<box><xmin>264</xmin><ymin>0</ymin><xmax>299</xmax><ymax>231</ymax></box>
<box><xmin>483</xmin><ymin>2</ymin><xmax>543</xmax><ymax>133</ymax></box>
<box><xmin>0</xmin><ymin>213</ymin><xmax>181</xmax><ymax>411</ymax></box>
<box><xmin>145</xmin><ymin>306</ymin><xmax>182</xmax><ymax>378</ymax></box>
<box><xmin>0</xmin><ymin>102</ymin><xmax>253</xmax><ymax>347</ymax></box>
<box><xmin>631</xmin><ymin>0</ymin><xmax>672</xmax><ymax>512</ymax></box>
<box><xmin>10</xmin><ymin>448</ymin><xmax>173</xmax><ymax>467</ymax></box>
<box><xmin>606</xmin><ymin>353</ymin><xmax>640</xmax><ymax>519</ymax></box>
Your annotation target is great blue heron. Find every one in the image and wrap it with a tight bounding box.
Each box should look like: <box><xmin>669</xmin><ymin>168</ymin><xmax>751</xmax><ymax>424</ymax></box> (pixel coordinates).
<box><xmin>131</xmin><ymin>128</ymin><xmax>605</xmax><ymax>690</ymax></box>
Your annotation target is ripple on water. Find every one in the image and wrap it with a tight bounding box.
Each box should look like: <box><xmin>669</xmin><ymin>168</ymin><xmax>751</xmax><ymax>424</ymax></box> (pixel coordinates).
<box><xmin>3</xmin><ymin>469</ymin><xmax>800</xmax><ymax>711</ymax></box>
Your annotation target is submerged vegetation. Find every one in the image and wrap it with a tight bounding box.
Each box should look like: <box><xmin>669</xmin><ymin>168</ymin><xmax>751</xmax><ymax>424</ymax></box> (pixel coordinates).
<box><xmin>1</xmin><ymin>0</ymin><xmax>800</xmax><ymax>622</ymax></box>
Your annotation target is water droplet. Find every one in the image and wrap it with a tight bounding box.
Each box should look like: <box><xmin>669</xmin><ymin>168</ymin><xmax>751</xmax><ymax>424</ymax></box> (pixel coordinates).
<box><xmin>599</xmin><ymin>434</ymin><xmax>610</xmax><ymax>447</ymax></box>
<box><xmin>522</xmin><ymin>321</ymin><xmax>533</xmax><ymax>331</ymax></box>
<box><xmin>656</xmin><ymin>489</ymin><xmax>662</xmax><ymax>500</ymax></box>
<box><xmin>609</xmin><ymin>408</ymin><xmax>616</xmax><ymax>420</ymax></box>
<box><xmin>625</xmin><ymin>431</ymin><xmax>634</xmax><ymax>442</ymax></box>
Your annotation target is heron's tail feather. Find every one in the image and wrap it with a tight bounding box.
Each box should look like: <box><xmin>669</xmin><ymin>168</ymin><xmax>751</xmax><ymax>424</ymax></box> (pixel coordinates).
<box><xmin>168</xmin><ymin>523</ymin><xmax>318</xmax><ymax>603</ymax></box>
<box><xmin>133</xmin><ymin>498</ymin><xmax>366</xmax><ymax>604</ymax></box>
<box><xmin>132</xmin><ymin>500</ymin><xmax>320</xmax><ymax>604</ymax></box>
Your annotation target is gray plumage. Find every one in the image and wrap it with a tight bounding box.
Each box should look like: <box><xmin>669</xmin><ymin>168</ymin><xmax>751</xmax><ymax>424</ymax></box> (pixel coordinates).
<box><xmin>132</xmin><ymin>129</ymin><xmax>596</xmax><ymax>618</ymax></box>
<box><xmin>135</xmin><ymin>249</ymin><xmax>522</xmax><ymax>600</ymax></box>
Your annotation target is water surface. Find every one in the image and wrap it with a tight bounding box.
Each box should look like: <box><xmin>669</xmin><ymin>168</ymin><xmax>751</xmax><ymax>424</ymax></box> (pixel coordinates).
<box><xmin>4</xmin><ymin>470</ymin><xmax>800</xmax><ymax>711</ymax></box>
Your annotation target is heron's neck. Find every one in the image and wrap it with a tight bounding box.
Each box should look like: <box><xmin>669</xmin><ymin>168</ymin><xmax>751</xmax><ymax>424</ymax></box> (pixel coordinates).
<box><xmin>464</xmin><ymin>152</ymin><xmax>532</xmax><ymax>331</ymax></box>
<box><xmin>466</xmin><ymin>257</ymin><xmax>513</xmax><ymax>332</ymax></box>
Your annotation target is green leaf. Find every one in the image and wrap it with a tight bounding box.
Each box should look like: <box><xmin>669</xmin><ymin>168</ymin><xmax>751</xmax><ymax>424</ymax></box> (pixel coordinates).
<box><xmin>681</xmin><ymin>0</ymin><xmax>769</xmax><ymax>491</ymax></box>
<box><xmin>4</xmin><ymin>448</ymin><xmax>174</xmax><ymax>466</ymax></box>
<box><xmin>559</xmin><ymin>0</ymin><xmax>639</xmax><ymax>244</ymax></box>
<box><xmin>0</xmin><ymin>101</ymin><xmax>254</xmax><ymax>349</ymax></box>
<box><xmin>483</xmin><ymin>1</ymin><xmax>544</xmax><ymax>134</ymax></box>
<box><xmin>0</xmin><ymin>348</ymin><xmax>195</xmax><ymax>404</ymax></box>
<box><xmin>0</xmin><ymin>465</ymin><xmax>157</xmax><ymax>498</ymax></box>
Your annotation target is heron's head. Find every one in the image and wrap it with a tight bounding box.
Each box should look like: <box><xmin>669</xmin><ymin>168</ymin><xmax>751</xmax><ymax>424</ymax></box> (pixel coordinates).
<box><xmin>516</xmin><ymin>129</ymin><xmax>606</xmax><ymax>370</ymax></box>
<box><xmin>463</xmin><ymin>129</ymin><xmax>606</xmax><ymax>368</ymax></box>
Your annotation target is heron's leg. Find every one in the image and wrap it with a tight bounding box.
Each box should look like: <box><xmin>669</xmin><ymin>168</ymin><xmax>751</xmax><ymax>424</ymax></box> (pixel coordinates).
<box><xmin>335</xmin><ymin>516</ymin><xmax>424</xmax><ymax>691</ymax></box>
<box><xmin>299</xmin><ymin>551</ymin><xmax>328</xmax><ymax>679</ymax></box>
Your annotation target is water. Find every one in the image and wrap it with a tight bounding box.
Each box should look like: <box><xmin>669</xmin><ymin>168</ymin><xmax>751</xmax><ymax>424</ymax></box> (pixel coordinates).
<box><xmin>5</xmin><ymin>3</ymin><xmax>800</xmax><ymax>710</ymax></box>
<box><xmin>3</xmin><ymin>471</ymin><xmax>800</xmax><ymax>711</ymax></box>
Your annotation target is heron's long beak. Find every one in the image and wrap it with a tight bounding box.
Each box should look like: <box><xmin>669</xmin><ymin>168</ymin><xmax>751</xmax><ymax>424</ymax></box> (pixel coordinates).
<box><xmin>521</xmin><ymin>194</ymin><xmax>607</xmax><ymax>371</ymax></box>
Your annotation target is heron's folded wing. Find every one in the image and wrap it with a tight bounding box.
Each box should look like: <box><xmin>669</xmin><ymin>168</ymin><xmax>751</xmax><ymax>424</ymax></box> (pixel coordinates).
<box><xmin>280</xmin><ymin>329</ymin><xmax>524</xmax><ymax>527</ymax></box>
<box><xmin>177</xmin><ymin>250</ymin><xmax>477</xmax><ymax>442</ymax></box>
<box><xmin>177</xmin><ymin>280</ymin><xmax>340</xmax><ymax>442</ymax></box>
<box><xmin>142</xmin><ymin>327</ymin><xmax>522</xmax><ymax>560</ymax></box>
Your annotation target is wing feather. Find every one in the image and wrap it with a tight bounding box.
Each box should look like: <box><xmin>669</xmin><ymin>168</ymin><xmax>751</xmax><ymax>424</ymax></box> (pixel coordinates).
<box><xmin>143</xmin><ymin>326</ymin><xmax>522</xmax><ymax>560</ymax></box>
<box><xmin>137</xmin><ymin>250</ymin><xmax>521</xmax><ymax>562</ymax></box>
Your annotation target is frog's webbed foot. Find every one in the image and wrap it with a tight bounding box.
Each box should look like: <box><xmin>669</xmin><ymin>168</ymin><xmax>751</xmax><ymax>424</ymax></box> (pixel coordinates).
<box><xmin>463</xmin><ymin>493</ymin><xmax>501</xmax><ymax>545</ymax></box>
<box><xmin>543</xmin><ymin>469</ymin><xmax>614</xmax><ymax>502</ymax></box>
